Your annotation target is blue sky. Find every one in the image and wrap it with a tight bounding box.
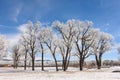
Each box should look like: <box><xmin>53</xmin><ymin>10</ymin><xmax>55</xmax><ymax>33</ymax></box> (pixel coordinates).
<box><xmin>0</xmin><ymin>0</ymin><xmax>120</xmax><ymax>60</ymax></box>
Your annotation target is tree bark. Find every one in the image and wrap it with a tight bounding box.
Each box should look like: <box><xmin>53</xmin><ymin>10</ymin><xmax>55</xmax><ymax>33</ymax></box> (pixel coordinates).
<box><xmin>31</xmin><ymin>50</ymin><xmax>35</xmax><ymax>71</ymax></box>
<box><xmin>63</xmin><ymin>60</ymin><xmax>66</xmax><ymax>71</ymax></box>
<box><xmin>63</xmin><ymin>47</ymin><xmax>69</xmax><ymax>71</ymax></box>
<box><xmin>41</xmin><ymin>50</ymin><xmax>44</xmax><ymax>71</ymax></box>
<box><xmin>79</xmin><ymin>57</ymin><xmax>84</xmax><ymax>71</ymax></box>
<box><xmin>95</xmin><ymin>55</ymin><xmax>102</xmax><ymax>69</ymax></box>
<box><xmin>24</xmin><ymin>60</ymin><xmax>26</xmax><ymax>70</ymax></box>
<box><xmin>53</xmin><ymin>54</ymin><xmax>58</xmax><ymax>71</ymax></box>
<box><xmin>62</xmin><ymin>57</ymin><xmax>64</xmax><ymax>70</ymax></box>
<box><xmin>24</xmin><ymin>51</ymin><xmax>27</xmax><ymax>70</ymax></box>
<box><xmin>32</xmin><ymin>57</ymin><xmax>34</xmax><ymax>71</ymax></box>
<box><xmin>39</xmin><ymin>43</ymin><xmax>44</xmax><ymax>71</ymax></box>
<box><xmin>80</xmin><ymin>61</ymin><xmax>83</xmax><ymax>71</ymax></box>
<box><xmin>66</xmin><ymin>54</ymin><xmax>71</xmax><ymax>70</ymax></box>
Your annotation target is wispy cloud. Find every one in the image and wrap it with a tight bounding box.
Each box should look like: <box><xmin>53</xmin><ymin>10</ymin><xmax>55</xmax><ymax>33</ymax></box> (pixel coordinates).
<box><xmin>5</xmin><ymin>24</ymin><xmax>27</xmax><ymax>47</ymax></box>
<box><xmin>0</xmin><ymin>25</ymin><xmax>15</xmax><ymax>29</ymax></box>
<box><xmin>10</xmin><ymin>4</ymin><xmax>23</xmax><ymax>22</ymax></box>
<box><xmin>17</xmin><ymin>23</ymin><xmax>28</xmax><ymax>32</ymax></box>
<box><xmin>6</xmin><ymin>33</ymin><xmax>21</xmax><ymax>47</ymax></box>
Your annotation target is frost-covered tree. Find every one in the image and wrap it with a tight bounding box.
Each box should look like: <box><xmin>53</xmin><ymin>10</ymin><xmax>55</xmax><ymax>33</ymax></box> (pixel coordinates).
<box><xmin>43</xmin><ymin>27</ymin><xmax>59</xmax><ymax>71</ymax></box>
<box><xmin>37</xmin><ymin>27</ymin><xmax>46</xmax><ymax>71</ymax></box>
<box><xmin>53</xmin><ymin>20</ymin><xmax>76</xmax><ymax>71</ymax></box>
<box><xmin>19</xmin><ymin>36</ymin><xmax>29</xmax><ymax>70</ymax></box>
<box><xmin>12</xmin><ymin>44</ymin><xmax>21</xmax><ymax>69</ymax></box>
<box><xmin>19</xmin><ymin>21</ymin><xmax>39</xmax><ymax>71</ymax></box>
<box><xmin>92</xmin><ymin>32</ymin><xmax>113</xmax><ymax>69</ymax></box>
<box><xmin>0</xmin><ymin>35</ymin><xmax>8</xmax><ymax>59</ymax></box>
<box><xmin>57</xmin><ymin>39</ymin><xmax>69</xmax><ymax>70</ymax></box>
<box><xmin>73</xmin><ymin>20</ymin><xmax>98</xmax><ymax>71</ymax></box>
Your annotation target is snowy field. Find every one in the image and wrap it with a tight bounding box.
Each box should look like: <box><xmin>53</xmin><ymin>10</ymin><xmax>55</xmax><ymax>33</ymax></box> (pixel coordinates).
<box><xmin>0</xmin><ymin>67</ymin><xmax>120</xmax><ymax>80</ymax></box>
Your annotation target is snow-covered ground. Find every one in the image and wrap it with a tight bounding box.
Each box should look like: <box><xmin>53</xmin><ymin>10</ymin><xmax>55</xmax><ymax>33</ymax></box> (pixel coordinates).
<box><xmin>0</xmin><ymin>67</ymin><xmax>120</xmax><ymax>80</ymax></box>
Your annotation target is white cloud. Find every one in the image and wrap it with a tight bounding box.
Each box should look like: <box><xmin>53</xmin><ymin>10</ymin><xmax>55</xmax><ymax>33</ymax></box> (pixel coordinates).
<box><xmin>6</xmin><ymin>33</ymin><xmax>21</xmax><ymax>47</ymax></box>
<box><xmin>17</xmin><ymin>24</ymin><xmax>28</xmax><ymax>32</ymax></box>
<box><xmin>5</xmin><ymin>23</ymin><xmax>28</xmax><ymax>47</ymax></box>
<box><xmin>11</xmin><ymin>4</ymin><xmax>23</xmax><ymax>22</ymax></box>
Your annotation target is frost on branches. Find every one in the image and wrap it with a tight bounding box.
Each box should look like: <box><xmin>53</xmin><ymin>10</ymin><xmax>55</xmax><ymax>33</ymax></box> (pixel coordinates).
<box><xmin>8</xmin><ymin>19</ymin><xmax>114</xmax><ymax>71</ymax></box>
<box><xmin>41</xmin><ymin>27</ymin><xmax>59</xmax><ymax>71</ymax></box>
<box><xmin>0</xmin><ymin>35</ymin><xmax>8</xmax><ymax>59</ymax></box>
<box><xmin>53</xmin><ymin>20</ymin><xmax>77</xmax><ymax>71</ymax></box>
<box><xmin>92</xmin><ymin>31</ymin><xmax>113</xmax><ymax>69</ymax></box>
<box><xmin>12</xmin><ymin>44</ymin><xmax>21</xmax><ymax>69</ymax></box>
<box><xmin>72</xmin><ymin>20</ymin><xmax>99</xmax><ymax>71</ymax></box>
<box><xmin>19</xmin><ymin>21</ymin><xmax>40</xmax><ymax>71</ymax></box>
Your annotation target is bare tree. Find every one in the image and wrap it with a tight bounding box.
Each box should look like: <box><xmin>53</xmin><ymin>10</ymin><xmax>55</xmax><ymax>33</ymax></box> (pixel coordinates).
<box><xmin>19</xmin><ymin>37</ymin><xmax>29</xmax><ymax>70</ymax></box>
<box><xmin>37</xmin><ymin>28</ymin><xmax>46</xmax><ymax>71</ymax></box>
<box><xmin>43</xmin><ymin>28</ymin><xmax>59</xmax><ymax>71</ymax></box>
<box><xmin>12</xmin><ymin>44</ymin><xmax>20</xmax><ymax>69</ymax></box>
<box><xmin>92</xmin><ymin>32</ymin><xmax>113</xmax><ymax>69</ymax></box>
<box><xmin>58</xmin><ymin>39</ymin><xmax>68</xmax><ymax>70</ymax></box>
<box><xmin>53</xmin><ymin>20</ymin><xmax>75</xmax><ymax>71</ymax></box>
<box><xmin>73</xmin><ymin>20</ymin><xmax>98</xmax><ymax>71</ymax></box>
<box><xmin>0</xmin><ymin>35</ymin><xmax>8</xmax><ymax>59</ymax></box>
<box><xmin>19</xmin><ymin>21</ymin><xmax>39</xmax><ymax>71</ymax></box>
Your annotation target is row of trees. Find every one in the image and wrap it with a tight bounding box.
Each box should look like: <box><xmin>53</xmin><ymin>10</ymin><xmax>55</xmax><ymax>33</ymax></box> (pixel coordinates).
<box><xmin>0</xmin><ymin>19</ymin><xmax>114</xmax><ymax>71</ymax></box>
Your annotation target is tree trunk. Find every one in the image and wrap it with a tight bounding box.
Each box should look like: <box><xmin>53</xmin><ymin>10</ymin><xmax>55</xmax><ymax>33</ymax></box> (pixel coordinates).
<box><xmin>13</xmin><ymin>60</ymin><xmax>15</xmax><ymax>69</ymax></box>
<box><xmin>62</xmin><ymin>58</ymin><xmax>66</xmax><ymax>71</ymax></box>
<box><xmin>97</xmin><ymin>63</ymin><xmax>101</xmax><ymax>69</ymax></box>
<box><xmin>32</xmin><ymin>51</ymin><xmax>35</xmax><ymax>71</ymax></box>
<box><xmin>16</xmin><ymin>63</ymin><xmax>18</xmax><ymax>69</ymax></box>
<box><xmin>80</xmin><ymin>61</ymin><xmax>83</xmax><ymax>71</ymax></box>
<box><xmin>41</xmin><ymin>51</ymin><xmax>44</xmax><ymax>71</ymax></box>
<box><xmin>95</xmin><ymin>55</ymin><xmax>102</xmax><ymax>69</ymax></box>
<box><xmin>24</xmin><ymin>60</ymin><xmax>26</xmax><ymax>70</ymax></box>
<box><xmin>24</xmin><ymin>52</ymin><xmax>27</xmax><ymax>70</ymax></box>
<box><xmin>53</xmin><ymin>54</ymin><xmax>58</xmax><ymax>71</ymax></box>
<box><xmin>63</xmin><ymin>60</ymin><xmax>66</xmax><ymax>71</ymax></box>
<box><xmin>62</xmin><ymin>57</ymin><xmax>64</xmax><ymax>70</ymax></box>
<box><xmin>79</xmin><ymin>54</ymin><xmax>84</xmax><ymax>71</ymax></box>
<box><xmin>41</xmin><ymin>44</ymin><xmax>44</xmax><ymax>71</ymax></box>
<box><xmin>32</xmin><ymin>58</ymin><xmax>34</xmax><ymax>71</ymax></box>
<box><xmin>63</xmin><ymin>47</ymin><xmax>69</xmax><ymax>71</ymax></box>
<box><xmin>13</xmin><ymin>56</ymin><xmax>17</xmax><ymax>69</ymax></box>
<box><xmin>66</xmin><ymin>54</ymin><xmax>71</xmax><ymax>70</ymax></box>
<box><xmin>79</xmin><ymin>58</ymin><xmax>84</xmax><ymax>71</ymax></box>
